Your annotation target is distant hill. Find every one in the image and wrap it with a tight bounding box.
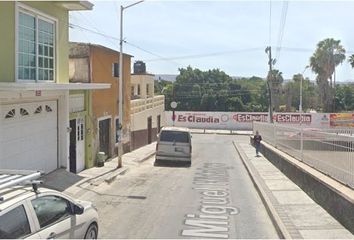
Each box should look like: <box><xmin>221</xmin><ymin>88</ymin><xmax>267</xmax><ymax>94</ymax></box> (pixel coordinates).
<box><xmin>154</xmin><ymin>74</ymin><xmax>177</xmax><ymax>82</ymax></box>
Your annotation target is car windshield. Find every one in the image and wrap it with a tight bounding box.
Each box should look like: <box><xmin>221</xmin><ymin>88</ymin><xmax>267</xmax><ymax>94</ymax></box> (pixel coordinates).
<box><xmin>160</xmin><ymin>131</ymin><xmax>189</xmax><ymax>143</ymax></box>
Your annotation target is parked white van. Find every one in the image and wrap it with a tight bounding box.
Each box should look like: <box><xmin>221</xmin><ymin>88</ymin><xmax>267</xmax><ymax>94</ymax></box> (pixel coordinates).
<box><xmin>155</xmin><ymin>127</ymin><xmax>192</xmax><ymax>165</ymax></box>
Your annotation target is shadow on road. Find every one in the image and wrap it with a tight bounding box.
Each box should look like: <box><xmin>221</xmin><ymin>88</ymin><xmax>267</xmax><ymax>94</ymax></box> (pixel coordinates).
<box><xmin>153</xmin><ymin>160</ymin><xmax>191</xmax><ymax>168</ymax></box>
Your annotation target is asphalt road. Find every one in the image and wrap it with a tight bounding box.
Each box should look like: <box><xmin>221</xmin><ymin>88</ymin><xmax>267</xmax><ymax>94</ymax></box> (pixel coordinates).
<box><xmin>79</xmin><ymin>134</ymin><xmax>279</xmax><ymax>239</ymax></box>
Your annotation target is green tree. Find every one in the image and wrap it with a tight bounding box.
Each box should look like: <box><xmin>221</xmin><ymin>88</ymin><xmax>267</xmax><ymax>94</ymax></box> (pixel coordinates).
<box><xmin>348</xmin><ymin>54</ymin><xmax>354</xmax><ymax>68</ymax></box>
<box><xmin>269</xmin><ymin>69</ymin><xmax>284</xmax><ymax>111</ymax></box>
<box><xmin>309</xmin><ymin>38</ymin><xmax>346</xmax><ymax>112</ymax></box>
<box><xmin>160</xmin><ymin>66</ymin><xmax>271</xmax><ymax>112</ymax></box>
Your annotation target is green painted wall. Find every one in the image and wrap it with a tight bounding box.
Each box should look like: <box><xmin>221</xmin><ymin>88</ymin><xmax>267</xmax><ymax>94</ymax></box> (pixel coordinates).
<box><xmin>0</xmin><ymin>2</ymin><xmax>15</xmax><ymax>82</ymax></box>
<box><xmin>0</xmin><ymin>1</ymin><xmax>69</xmax><ymax>83</ymax></box>
<box><xmin>69</xmin><ymin>90</ymin><xmax>95</xmax><ymax>169</ymax></box>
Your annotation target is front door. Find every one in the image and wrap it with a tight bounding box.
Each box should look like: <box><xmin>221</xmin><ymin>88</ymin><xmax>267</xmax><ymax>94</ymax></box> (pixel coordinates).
<box><xmin>147</xmin><ymin>116</ymin><xmax>152</xmax><ymax>144</ymax></box>
<box><xmin>157</xmin><ymin>115</ymin><xmax>161</xmax><ymax>133</ymax></box>
<box><xmin>69</xmin><ymin>119</ymin><xmax>76</xmax><ymax>173</ymax></box>
<box><xmin>76</xmin><ymin>117</ymin><xmax>85</xmax><ymax>172</ymax></box>
<box><xmin>99</xmin><ymin>118</ymin><xmax>110</xmax><ymax>156</ymax></box>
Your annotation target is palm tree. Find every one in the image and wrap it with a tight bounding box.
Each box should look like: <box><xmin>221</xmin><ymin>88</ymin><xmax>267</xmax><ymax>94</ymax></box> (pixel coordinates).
<box><xmin>309</xmin><ymin>38</ymin><xmax>346</xmax><ymax>112</ymax></box>
<box><xmin>268</xmin><ymin>69</ymin><xmax>284</xmax><ymax>111</ymax></box>
<box><xmin>348</xmin><ymin>54</ymin><xmax>354</xmax><ymax>68</ymax></box>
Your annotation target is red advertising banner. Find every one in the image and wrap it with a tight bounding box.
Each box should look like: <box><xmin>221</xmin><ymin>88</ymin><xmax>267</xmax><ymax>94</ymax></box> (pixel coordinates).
<box><xmin>275</xmin><ymin>114</ymin><xmax>312</xmax><ymax>124</ymax></box>
<box><xmin>233</xmin><ymin>113</ymin><xmax>268</xmax><ymax>122</ymax></box>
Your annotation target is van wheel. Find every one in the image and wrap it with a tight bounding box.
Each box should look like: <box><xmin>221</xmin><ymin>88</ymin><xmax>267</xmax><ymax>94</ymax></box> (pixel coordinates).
<box><xmin>85</xmin><ymin>223</ymin><xmax>98</xmax><ymax>239</ymax></box>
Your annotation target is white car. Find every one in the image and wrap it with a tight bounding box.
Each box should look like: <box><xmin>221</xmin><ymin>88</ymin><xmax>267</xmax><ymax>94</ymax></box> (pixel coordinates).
<box><xmin>0</xmin><ymin>184</ymin><xmax>98</xmax><ymax>239</ymax></box>
<box><xmin>155</xmin><ymin>127</ymin><xmax>192</xmax><ymax>165</ymax></box>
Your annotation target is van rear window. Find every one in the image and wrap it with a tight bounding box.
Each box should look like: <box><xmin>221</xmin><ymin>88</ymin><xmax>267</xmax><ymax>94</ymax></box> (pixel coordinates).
<box><xmin>160</xmin><ymin>131</ymin><xmax>190</xmax><ymax>143</ymax></box>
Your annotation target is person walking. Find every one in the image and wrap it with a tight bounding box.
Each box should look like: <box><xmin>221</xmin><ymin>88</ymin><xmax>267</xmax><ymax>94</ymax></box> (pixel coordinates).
<box><xmin>254</xmin><ymin>130</ymin><xmax>262</xmax><ymax>157</ymax></box>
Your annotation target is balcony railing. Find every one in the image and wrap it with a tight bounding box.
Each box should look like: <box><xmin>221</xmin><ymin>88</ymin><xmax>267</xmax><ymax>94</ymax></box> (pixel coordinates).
<box><xmin>131</xmin><ymin>95</ymin><xmax>165</xmax><ymax>114</ymax></box>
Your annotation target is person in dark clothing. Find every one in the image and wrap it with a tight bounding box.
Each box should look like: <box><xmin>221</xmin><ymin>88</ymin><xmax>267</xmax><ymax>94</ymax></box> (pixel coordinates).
<box><xmin>254</xmin><ymin>130</ymin><xmax>262</xmax><ymax>157</ymax></box>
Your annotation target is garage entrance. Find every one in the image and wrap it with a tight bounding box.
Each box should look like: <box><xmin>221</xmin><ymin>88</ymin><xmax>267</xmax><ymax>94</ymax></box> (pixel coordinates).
<box><xmin>0</xmin><ymin>101</ymin><xmax>58</xmax><ymax>173</ymax></box>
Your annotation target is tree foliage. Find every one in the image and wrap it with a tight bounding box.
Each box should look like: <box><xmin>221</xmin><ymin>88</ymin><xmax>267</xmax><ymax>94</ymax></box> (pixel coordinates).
<box><xmin>309</xmin><ymin>38</ymin><xmax>346</xmax><ymax>112</ymax></box>
<box><xmin>155</xmin><ymin>66</ymin><xmax>269</xmax><ymax>112</ymax></box>
<box><xmin>154</xmin><ymin>37</ymin><xmax>354</xmax><ymax>113</ymax></box>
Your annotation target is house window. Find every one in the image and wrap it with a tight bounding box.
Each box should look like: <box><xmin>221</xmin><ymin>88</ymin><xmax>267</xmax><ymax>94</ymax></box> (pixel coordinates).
<box><xmin>20</xmin><ymin>108</ymin><xmax>29</xmax><ymax>116</ymax></box>
<box><xmin>17</xmin><ymin>9</ymin><xmax>55</xmax><ymax>81</ymax></box>
<box><xmin>34</xmin><ymin>106</ymin><xmax>42</xmax><ymax>114</ymax></box>
<box><xmin>112</xmin><ymin>63</ymin><xmax>119</xmax><ymax>78</ymax></box>
<box><xmin>45</xmin><ymin>105</ymin><xmax>52</xmax><ymax>112</ymax></box>
<box><xmin>146</xmin><ymin>84</ymin><xmax>150</xmax><ymax>96</ymax></box>
<box><xmin>137</xmin><ymin>84</ymin><xmax>141</xmax><ymax>95</ymax></box>
<box><xmin>5</xmin><ymin>109</ymin><xmax>16</xmax><ymax>119</ymax></box>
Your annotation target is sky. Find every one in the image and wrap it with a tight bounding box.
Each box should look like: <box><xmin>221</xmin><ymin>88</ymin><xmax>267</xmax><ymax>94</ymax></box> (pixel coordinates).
<box><xmin>69</xmin><ymin>0</ymin><xmax>354</xmax><ymax>82</ymax></box>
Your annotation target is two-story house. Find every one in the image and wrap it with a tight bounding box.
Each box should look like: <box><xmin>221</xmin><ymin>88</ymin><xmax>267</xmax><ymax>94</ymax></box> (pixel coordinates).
<box><xmin>69</xmin><ymin>42</ymin><xmax>132</xmax><ymax>165</ymax></box>
<box><xmin>130</xmin><ymin>61</ymin><xmax>166</xmax><ymax>150</ymax></box>
<box><xmin>0</xmin><ymin>1</ymin><xmax>110</xmax><ymax>173</ymax></box>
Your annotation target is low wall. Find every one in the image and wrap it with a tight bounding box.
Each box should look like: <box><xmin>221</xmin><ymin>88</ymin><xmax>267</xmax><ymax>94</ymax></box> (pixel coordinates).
<box><xmin>131</xmin><ymin>128</ymin><xmax>157</xmax><ymax>150</ymax></box>
<box><xmin>251</xmin><ymin>136</ymin><xmax>354</xmax><ymax>234</ymax></box>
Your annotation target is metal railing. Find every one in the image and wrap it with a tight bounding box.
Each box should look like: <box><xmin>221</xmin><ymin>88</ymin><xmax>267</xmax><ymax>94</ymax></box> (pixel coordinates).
<box><xmin>253</xmin><ymin>122</ymin><xmax>354</xmax><ymax>188</ymax></box>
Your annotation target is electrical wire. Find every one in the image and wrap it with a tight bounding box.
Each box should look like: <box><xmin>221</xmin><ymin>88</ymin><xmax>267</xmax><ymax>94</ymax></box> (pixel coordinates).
<box><xmin>275</xmin><ymin>1</ymin><xmax>289</xmax><ymax>62</ymax></box>
<box><xmin>69</xmin><ymin>23</ymin><xmax>182</xmax><ymax>67</ymax></box>
<box><xmin>143</xmin><ymin>48</ymin><xmax>264</xmax><ymax>62</ymax></box>
<box><xmin>269</xmin><ymin>0</ymin><xmax>272</xmax><ymax>46</ymax></box>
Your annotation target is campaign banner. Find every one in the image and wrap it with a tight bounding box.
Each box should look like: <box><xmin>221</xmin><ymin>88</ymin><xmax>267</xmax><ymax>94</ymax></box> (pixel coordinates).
<box><xmin>330</xmin><ymin>113</ymin><xmax>354</xmax><ymax>127</ymax></box>
<box><xmin>165</xmin><ymin>111</ymin><xmax>344</xmax><ymax>130</ymax></box>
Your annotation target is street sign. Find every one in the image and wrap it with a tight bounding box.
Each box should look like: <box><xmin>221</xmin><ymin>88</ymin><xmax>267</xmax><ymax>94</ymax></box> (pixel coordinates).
<box><xmin>171</xmin><ymin>101</ymin><xmax>177</xmax><ymax>109</ymax></box>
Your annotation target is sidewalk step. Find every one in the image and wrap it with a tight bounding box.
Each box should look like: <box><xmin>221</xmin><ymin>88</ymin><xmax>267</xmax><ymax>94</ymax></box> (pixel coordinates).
<box><xmin>233</xmin><ymin>141</ymin><xmax>354</xmax><ymax>239</ymax></box>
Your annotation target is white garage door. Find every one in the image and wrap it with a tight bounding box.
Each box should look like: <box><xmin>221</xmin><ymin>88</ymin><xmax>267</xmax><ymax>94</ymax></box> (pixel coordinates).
<box><xmin>0</xmin><ymin>101</ymin><xmax>58</xmax><ymax>173</ymax></box>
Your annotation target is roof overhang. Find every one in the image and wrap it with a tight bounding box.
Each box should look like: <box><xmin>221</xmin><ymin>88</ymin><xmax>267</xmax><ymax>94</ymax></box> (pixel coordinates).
<box><xmin>0</xmin><ymin>83</ymin><xmax>111</xmax><ymax>91</ymax></box>
<box><xmin>56</xmin><ymin>1</ymin><xmax>94</xmax><ymax>11</ymax></box>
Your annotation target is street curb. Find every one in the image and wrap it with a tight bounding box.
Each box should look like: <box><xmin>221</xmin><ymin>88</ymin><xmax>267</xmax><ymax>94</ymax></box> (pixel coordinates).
<box><xmin>104</xmin><ymin>167</ymin><xmax>129</xmax><ymax>184</ymax></box>
<box><xmin>92</xmin><ymin>150</ymin><xmax>155</xmax><ymax>183</ymax></box>
<box><xmin>232</xmin><ymin>141</ymin><xmax>291</xmax><ymax>239</ymax></box>
<box><xmin>136</xmin><ymin>151</ymin><xmax>156</xmax><ymax>163</ymax></box>
<box><xmin>86</xmin><ymin>166</ymin><xmax>129</xmax><ymax>186</ymax></box>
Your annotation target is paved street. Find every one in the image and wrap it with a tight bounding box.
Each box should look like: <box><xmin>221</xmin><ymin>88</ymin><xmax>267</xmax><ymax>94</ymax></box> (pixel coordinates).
<box><xmin>76</xmin><ymin>134</ymin><xmax>279</xmax><ymax>239</ymax></box>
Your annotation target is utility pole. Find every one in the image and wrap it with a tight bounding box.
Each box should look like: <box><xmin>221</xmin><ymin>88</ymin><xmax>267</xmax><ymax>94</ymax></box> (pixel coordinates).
<box><xmin>172</xmin><ymin>82</ymin><xmax>176</xmax><ymax>126</ymax></box>
<box><xmin>333</xmin><ymin>68</ymin><xmax>336</xmax><ymax>112</ymax></box>
<box><xmin>118</xmin><ymin>0</ymin><xmax>144</xmax><ymax>168</ymax></box>
<box><xmin>265</xmin><ymin>46</ymin><xmax>275</xmax><ymax>123</ymax></box>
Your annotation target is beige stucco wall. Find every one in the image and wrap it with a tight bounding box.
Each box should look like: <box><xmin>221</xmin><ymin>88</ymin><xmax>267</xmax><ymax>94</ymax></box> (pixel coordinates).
<box><xmin>131</xmin><ymin>74</ymin><xmax>154</xmax><ymax>99</ymax></box>
<box><xmin>131</xmin><ymin>104</ymin><xmax>165</xmax><ymax>132</ymax></box>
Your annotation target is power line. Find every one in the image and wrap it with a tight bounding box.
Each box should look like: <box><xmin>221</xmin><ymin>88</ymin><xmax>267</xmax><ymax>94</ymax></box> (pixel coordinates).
<box><xmin>69</xmin><ymin>23</ymin><xmax>182</xmax><ymax>67</ymax></box>
<box><xmin>269</xmin><ymin>0</ymin><xmax>272</xmax><ymax>46</ymax></box>
<box><xmin>144</xmin><ymin>48</ymin><xmax>264</xmax><ymax>62</ymax></box>
<box><xmin>275</xmin><ymin>1</ymin><xmax>289</xmax><ymax>62</ymax></box>
<box><xmin>124</xmin><ymin>41</ymin><xmax>182</xmax><ymax>66</ymax></box>
<box><xmin>69</xmin><ymin>22</ymin><xmax>354</xmax><ymax>64</ymax></box>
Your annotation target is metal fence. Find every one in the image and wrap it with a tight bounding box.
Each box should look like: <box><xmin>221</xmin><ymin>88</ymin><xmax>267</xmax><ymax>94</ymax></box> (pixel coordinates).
<box><xmin>253</xmin><ymin>122</ymin><xmax>354</xmax><ymax>188</ymax></box>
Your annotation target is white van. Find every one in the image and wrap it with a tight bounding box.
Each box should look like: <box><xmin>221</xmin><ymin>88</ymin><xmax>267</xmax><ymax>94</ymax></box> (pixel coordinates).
<box><xmin>155</xmin><ymin>127</ymin><xmax>192</xmax><ymax>165</ymax></box>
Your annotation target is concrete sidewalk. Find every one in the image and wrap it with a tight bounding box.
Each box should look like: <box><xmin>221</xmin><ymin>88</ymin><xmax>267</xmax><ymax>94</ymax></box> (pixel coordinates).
<box><xmin>42</xmin><ymin>142</ymin><xmax>156</xmax><ymax>197</ymax></box>
<box><xmin>234</xmin><ymin>140</ymin><xmax>354</xmax><ymax>239</ymax></box>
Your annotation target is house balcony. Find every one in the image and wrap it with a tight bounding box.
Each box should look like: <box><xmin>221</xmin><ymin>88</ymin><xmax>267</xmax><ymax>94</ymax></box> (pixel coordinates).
<box><xmin>131</xmin><ymin>95</ymin><xmax>165</xmax><ymax>114</ymax></box>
